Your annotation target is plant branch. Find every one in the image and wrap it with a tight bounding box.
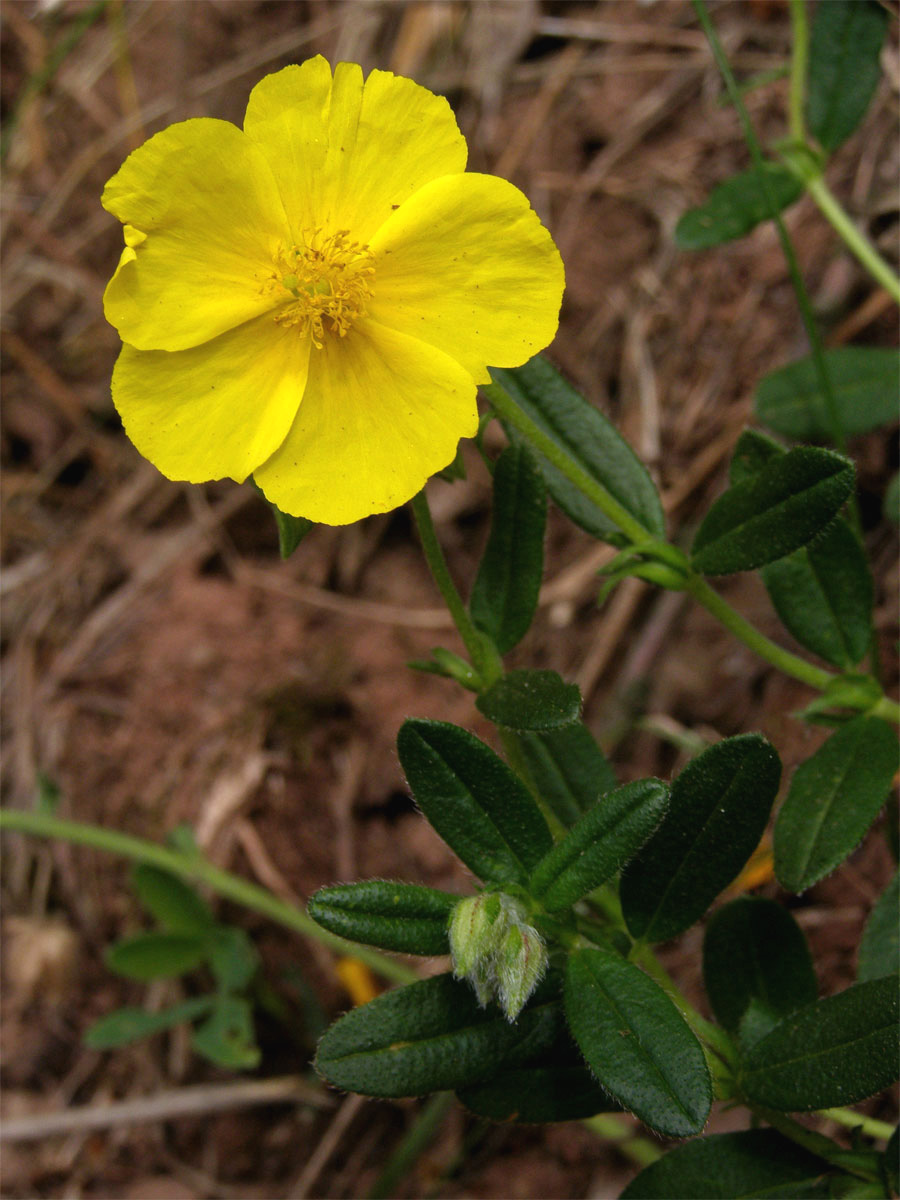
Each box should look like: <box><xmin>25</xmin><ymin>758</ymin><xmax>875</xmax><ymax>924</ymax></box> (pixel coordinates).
<box><xmin>410</xmin><ymin>488</ymin><xmax>500</xmax><ymax>684</ymax></box>
<box><xmin>817</xmin><ymin>1107</ymin><xmax>895</xmax><ymax>1142</ymax></box>
<box><xmin>787</xmin><ymin>0</ymin><xmax>809</xmax><ymax>144</ymax></box>
<box><xmin>805</xmin><ymin>175</ymin><xmax>900</xmax><ymax>305</ymax></box>
<box><xmin>693</xmin><ymin>0</ymin><xmax>847</xmax><ymax>456</ymax></box>
<box><xmin>481</xmin><ymin>381</ymin><xmax>653</xmax><ymax>546</ymax></box>
<box><xmin>0</xmin><ymin>808</ymin><xmax>419</xmax><ymax>986</ymax></box>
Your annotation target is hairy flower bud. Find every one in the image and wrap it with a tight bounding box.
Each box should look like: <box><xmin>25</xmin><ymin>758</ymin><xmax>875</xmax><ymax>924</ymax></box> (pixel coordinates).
<box><xmin>448</xmin><ymin>892</ymin><xmax>545</xmax><ymax>1019</ymax></box>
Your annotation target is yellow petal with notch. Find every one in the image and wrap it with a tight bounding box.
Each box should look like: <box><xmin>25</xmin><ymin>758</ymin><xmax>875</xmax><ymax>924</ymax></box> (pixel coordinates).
<box><xmin>103</xmin><ymin>118</ymin><xmax>291</xmax><ymax>351</ymax></box>
<box><xmin>243</xmin><ymin>57</ymin><xmax>467</xmax><ymax>244</ymax></box>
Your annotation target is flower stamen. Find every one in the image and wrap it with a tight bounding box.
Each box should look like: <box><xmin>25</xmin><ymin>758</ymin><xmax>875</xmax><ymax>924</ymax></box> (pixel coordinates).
<box><xmin>264</xmin><ymin>229</ymin><xmax>375</xmax><ymax>347</ymax></box>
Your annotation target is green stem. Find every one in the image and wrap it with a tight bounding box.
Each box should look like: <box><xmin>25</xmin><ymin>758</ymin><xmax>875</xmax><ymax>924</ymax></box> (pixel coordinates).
<box><xmin>748</xmin><ymin>1104</ymin><xmax>881</xmax><ymax>1182</ymax></box>
<box><xmin>805</xmin><ymin>174</ymin><xmax>900</xmax><ymax>305</ymax></box>
<box><xmin>632</xmin><ymin>943</ymin><xmax>736</xmax><ymax>1070</ymax></box>
<box><xmin>684</xmin><ymin>574</ymin><xmax>833</xmax><ymax>691</ymax></box>
<box><xmin>367</xmin><ymin>1092</ymin><xmax>454</xmax><ymax>1199</ymax></box>
<box><xmin>817</xmin><ymin>1107</ymin><xmax>895</xmax><ymax>1142</ymax></box>
<box><xmin>0</xmin><ymin>808</ymin><xmax>418</xmax><ymax>986</ymax></box>
<box><xmin>481</xmin><ymin>382</ymin><xmax>653</xmax><ymax>546</ymax></box>
<box><xmin>410</xmin><ymin>489</ymin><xmax>499</xmax><ymax>683</ymax></box>
<box><xmin>787</xmin><ymin>0</ymin><xmax>809</xmax><ymax>144</ymax></box>
<box><xmin>693</xmin><ymin>0</ymin><xmax>847</xmax><ymax>456</ymax></box>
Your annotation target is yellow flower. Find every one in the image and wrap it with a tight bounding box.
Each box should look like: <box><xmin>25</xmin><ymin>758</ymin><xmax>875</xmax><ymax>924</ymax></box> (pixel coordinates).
<box><xmin>102</xmin><ymin>57</ymin><xmax>564</xmax><ymax>525</ymax></box>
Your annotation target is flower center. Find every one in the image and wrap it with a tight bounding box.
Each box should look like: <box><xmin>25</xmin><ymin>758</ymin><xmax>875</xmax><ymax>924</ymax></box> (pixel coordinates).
<box><xmin>265</xmin><ymin>230</ymin><xmax>375</xmax><ymax>348</ymax></box>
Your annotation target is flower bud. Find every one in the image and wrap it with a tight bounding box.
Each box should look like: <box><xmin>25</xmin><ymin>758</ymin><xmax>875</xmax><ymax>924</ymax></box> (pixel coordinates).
<box><xmin>496</xmin><ymin>920</ymin><xmax>548</xmax><ymax>1021</ymax></box>
<box><xmin>448</xmin><ymin>893</ymin><xmax>507</xmax><ymax>981</ymax></box>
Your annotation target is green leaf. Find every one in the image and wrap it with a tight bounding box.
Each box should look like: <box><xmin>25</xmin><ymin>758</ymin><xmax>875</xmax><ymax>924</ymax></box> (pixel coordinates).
<box><xmin>741</xmin><ymin>976</ymin><xmax>900</xmax><ymax>1110</ymax></box>
<box><xmin>308</xmin><ymin>881</ymin><xmax>457</xmax><ymax>956</ymax></box>
<box><xmin>807</xmin><ymin>0</ymin><xmax>889</xmax><ymax>153</ymax></box>
<box><xmin>207</xmin><ymin>926</ymin><xmax>259</xmax><ymax>992</ymax></box>
<box><xmin>513</xmin><ymin>722</ymin><xmax>616</xmax><ymax>827</ymax></box>
<box><xmin>457</xmin><ymin>1032</ymin><xmax>621</xmax><ymax>1122</ymax></box>
<box><xmin>762</xmin><ymin>520</ymin><xmax>873</xmax><ymax>668</ymax></box>
<box><xmin>729</xmin><ymin>429</ymin><xmax>787</xmax><ymax>485</ymax></box>
<box><xmin>491</xmin><ymin>357</ymin><xmax>664</xmax><ymax>544</ymax></box>
<box><xmin>621</xmin><ymin>1130</ymin><xmax>835</xmax><ymax>1199</ymax></box>
<box><xmin>774</xmin><ymin>716</ymin><xmax>898</xmax><ymax>893</ymax></box>
<box><xmin>315</xmin><ymin>972</ymin><xmax>565</xmax><ymax>1098</ymax></box>
<box><xmin>755</xmin><ymin>348</ymin><xmax>900</xmax><ymax>441</ymax></box>
<box><xmin>476</xmin><ymin>669</ymin><xmax>581</xmax><ymax>732</ymax></box>
<box><xmin>191</xmin><ymin>995</ymin><xmax>260</xmax><ymax>1069</ymax></box>
<box><xmin>85</xmin><ymin>996</ymin><xmax>217</xmax><ymax>1049</ymax></box>
<box><xmin>470</xmin><ymin>444</ymin><xmax>547</xmax><ymax>654</ymax></box>
<box><xmin>397</xmin><ymin>719</ymin><xmax>552</xmax><ymax>887</ymax></box>
<box><xmin>703</xmin><ymin>898</ymin><xmax>817</xmax><ymax>1037</ymax></box>
<box><xmin>564</xmin><ymin>948</ymin><xmax>711</xmax><ymax>1136</ymax></box>
<box><xmin>692</xmin><ymin>447</ymin><xmax>855</xmax><ymax>575</ymax></box>
<box><xmin>728</xmin><ymin>435</ymin><xmax>873</xmax><ymax>668</ymax></box>
<box><xmin>131</xmin><ymin>865</ymin><xmax>214</xmax><ymax>934</ymax></box>
<box><xmin>859</xmin><ymin>871</ymin><xmax>899</xmax><ymax>983</ymax></box>
<box><xmin>105</xmin><ymin>932</ymin><xmax>209</xmax><ymax>981</ymax></box>
<box><xmin>675</xmin><ymin>164</ymin><xmax>803</xmax><ymax>250</ymax></box>
<box><xmin>529</xmin><ymin>779</ymin><xmax>669</xmax><ymax>912</ymax></box>
<box><xmin>621</xmin><ymin>735</ymin><xmax>782</xmax><ymax>943</ymax></box>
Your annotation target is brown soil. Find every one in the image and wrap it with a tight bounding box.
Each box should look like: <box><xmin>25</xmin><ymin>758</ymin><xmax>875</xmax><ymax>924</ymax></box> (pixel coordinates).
<box><xmin>1</xmin><ymin>1</ymin><xmax>897</xmax><ymax>1197</ymax></box>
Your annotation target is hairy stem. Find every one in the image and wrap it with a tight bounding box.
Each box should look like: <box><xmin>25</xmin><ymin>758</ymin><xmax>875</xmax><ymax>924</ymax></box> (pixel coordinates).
<box><xmin>787</xmin><ymin>0</ymin><xmax>809</xmax><ymax>144</ymax></box>
<box><xmin>482</xmin><ymin>381</ymin><xmax>653</xmax><ymax>546</ymax></box>
<box><xmin>0</xmin><ymin>808</ymin><xmax>419</xmax><ymax>986</ymax></box>
<box><xmin>410</xmin><ymin>488</ymin><xmax>500</xmax><ymax>684</ymax></box>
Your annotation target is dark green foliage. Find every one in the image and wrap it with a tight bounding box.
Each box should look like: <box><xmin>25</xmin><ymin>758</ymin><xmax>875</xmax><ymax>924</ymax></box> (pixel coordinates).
<box><xmin>513</xmin><ymin>722</ymin><xmax>616</xmax><ymax>827</ymax></box>
<box><xmin>740</xmin><ymin>976</ymin><xmax>900</xmax><ymax>1110</ymax></box>
<box><xmin>754</xmin><ymin>348</ymin><xmax>900</xmax><ymax>440</ymax></box>
<box><xmin>762</xmin><ymin>520</ymin><xmax>873</xmax><ymax>669</ymax></box>
<box><xmin>315</xmin><ymin>972</ymin><xmax>565</xmax><ymax>1097</ymax></box>
<box><xmin>491</xmin><ymin>357</ymin><xmax>664</xmax><ymax>544</ymax></box>
<box><xmin>729</xmin><ymin>434</ymin><xmax>873</xmax><ymax>667</ymax></box>
<box><xmin>807</xmin><ymin>0</ymin><xmax>889</xmax><ymax>152</ymax></box>
<box><xmin>470</xmin><ymin>444</ymin><xmax>546</xmax><ymax>653</ymax></box>
<box><xmin>621</xmin><ymin>735</ymin><xmax>782</xmax><ymax>943</ymax></box>
<box><xmin>564</xmin><ymin>948</ymin><xmax>711</xmax><ymax>1137</ymax></box>
<box><xmin>621</xmin><ymin>1130</ymin><xmax>835</xmax><ymax>1199</ymax></box>
<box><xmin>457</xmin><ymin>1030</ymin><xmax>622</xmax><ymax>1122</ymax></box>
<box><xmin>529</xmin><ymin>779</ymin><xmax>669</xmax><ymax>912</ymax></box>
<box><xmin>692</xmin><ymin>447</ymin><xmax>855</xmax><ymax>575</ymax></box>
<box><xmin>774</xmin><ymin>717</ymin><xmax>899</xmax><ymax>892</ymax></box>
<box><xmin>308</xmin><ymin>881</ymin><xmax>457</xmax><ymax>955</ymax></box>
<box><xmin>397</xmin><ymin>719</ymin><xmax>552</xmax><ymax>886</ymax></box>
<box><xmin>475</xmin><ymin>669</ymin><xmax>581</xmax><ymax>732</ymax></box>
<box><xmin>703</xmin><ymin>898</ymin><xmax>817</xmax><ymax>1037</ymax></box>
<box><xmin>675</xmin><ymin>164</ymin><xmax>803</xmax><ymax>249</ymax></box>
<box><xmin>858</xmin><ymin>872</ymin><xmax>899</xmax><ymax>983</ymax></box>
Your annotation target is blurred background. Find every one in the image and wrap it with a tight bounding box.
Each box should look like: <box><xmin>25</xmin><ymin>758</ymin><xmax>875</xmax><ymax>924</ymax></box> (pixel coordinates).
<box><xmin>1</xmin><ymin>1</ymin><xmax>898</xmax><ymax>1196</ymax></box>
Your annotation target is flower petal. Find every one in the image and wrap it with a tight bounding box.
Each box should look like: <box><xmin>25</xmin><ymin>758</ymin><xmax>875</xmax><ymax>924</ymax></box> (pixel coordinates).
<box><xmin>368</xmin><ymin>173</ymin><xmax>564</xmax><ymax>384</ymax></box>
<box><xmin>103</xmin><ymin>119</ymin><xmax>291</xmax><ymax>351</ymax></box>
<box><xmin>112</xmin><ymin>314</ymin><xmax>311</xmax><ymax>484</ymax></box>
<box><xmin>243</xmin><ymin>57</ymin><xmax>467</xmax><ymax>245</ymax></box>
<box><xmin>254</xmin><ymin>320</ymin><xmax>478</xmax><ymax>524</ymax></box>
